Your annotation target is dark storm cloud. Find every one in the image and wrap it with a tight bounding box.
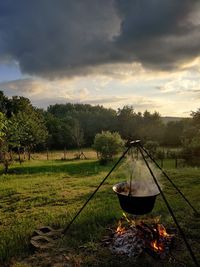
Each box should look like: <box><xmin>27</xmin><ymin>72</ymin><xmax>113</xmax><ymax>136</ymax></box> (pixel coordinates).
<box><xmin>114</xmin><ymin>0</ymin><xmax>200</xmax><ymax>69</ymax></box>
<box><xmin>115</xmin><ymin>0</ymin><xmax>194</xmax><ymax>41</ymax></box>
<box><xmin>0</xmin><ymin>0</ymin><xmax>199</xmax><ymax>77</ymax></box>
<box><xmin>0</xmin><ymin>0</ymin><xmax>120</xmax><ymax>77</ymax></box>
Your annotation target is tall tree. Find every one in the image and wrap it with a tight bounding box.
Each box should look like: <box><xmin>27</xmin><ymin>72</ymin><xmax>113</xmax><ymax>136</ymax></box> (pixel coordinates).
<box><xmin>0</xmin><ymin>91</ymin><xmax>11</xmax><ymax>116</ymax></box>
<box><xmin>117</xmin><ymin>105</ymin><xmax>138</xmax><ymax>140</ymax></box>
<box><xmin>162</xmin><ymin>120</ymin><xmax>185</xmax><ymax>146</ymax></box>
<box><xmin>71</xmin><ymin>119</ymin><xmax>84</xmax><ymax>150</ymax></box>
<box><xmin>0</xmin><ymin>112</ymin><xmax>7</xmax><ymax>142</ymax></box>
<box><xmin>45</xmin><ymin>113</ymin><xmax>75</xmax><ymax>149</ymax></box>
<box><xmin>181</xmin><ymin>109</ymin><xmax>200</xmax><ymax>165</ymax></box>
<box><xmin>0</xmin><ymin>112</ymin><xmax>10</xmax><ymax>172</ymax></box>
<box><xmin>191</xmin><ymin>108</ymin><xmax>200</xmax><ymax>127</ymax></box>
<box><xmin>9</xmin><ymin>110</ymin><xmax>48</xmax><ymax>159</ymax></box>
<box><xmin>137</xmin><ymin>111</ymin><xmax>164</xmax><ymax>143</ymax></box>
<box><xmin>47</xmin><ymin>103</ymin><xmax>117</xmax><ymax>147</ymax></box>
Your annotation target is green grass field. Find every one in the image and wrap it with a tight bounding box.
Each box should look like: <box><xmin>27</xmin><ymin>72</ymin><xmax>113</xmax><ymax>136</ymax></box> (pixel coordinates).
<box><xmin>0</xmin><ymin>152</ymin><xmax>199</xmax><ymax>266</ymax></box>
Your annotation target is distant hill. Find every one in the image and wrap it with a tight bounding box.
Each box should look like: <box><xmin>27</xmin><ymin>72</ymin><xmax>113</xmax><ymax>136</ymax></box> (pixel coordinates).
<box><xmin>161</xmin><ymin>116</ymin><xmax>190</xmax><ymax>124</ymax></box>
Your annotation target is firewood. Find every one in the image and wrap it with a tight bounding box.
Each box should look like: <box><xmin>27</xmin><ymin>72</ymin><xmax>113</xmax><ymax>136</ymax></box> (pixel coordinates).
<box><xmin>102</xmin><ymin>219</ymin><xmax>175</xmax><ymax>260</ymax></box>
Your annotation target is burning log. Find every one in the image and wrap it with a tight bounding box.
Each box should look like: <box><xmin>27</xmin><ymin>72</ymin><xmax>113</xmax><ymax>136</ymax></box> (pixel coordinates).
<box><xmin>136</xmin><ymin>222</ymin><xmax>175</xmax><ymax>259</ymax></box>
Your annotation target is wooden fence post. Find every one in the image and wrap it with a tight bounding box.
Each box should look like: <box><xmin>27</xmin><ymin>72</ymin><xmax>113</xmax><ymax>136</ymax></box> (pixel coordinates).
<box><xmin>47</xmin><ymin>148</ymin><xmax>49</xmax><ymax>160</ymax></box>
<box><xmin>64</xmin><ymin>147</ymin><xmax>66</xmax><ymax>160</ymax></box>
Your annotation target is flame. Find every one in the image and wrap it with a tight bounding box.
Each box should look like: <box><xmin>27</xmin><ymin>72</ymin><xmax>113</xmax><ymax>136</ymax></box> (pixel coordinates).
<box><xmin>115</xmin><ymin>215</ymin><xmax>173</xmax><ymax>254</ymax></box>
<box><xmin>116</xmin><ymin>220</ymin><xmax>126</xmax><ymax>234</ymax></box>
<box><xmin>151</xmin><ymin>224</ymin><xmax>170</xmax><ymax>252</ymax></box>
<box><xmin>157</xmin><ymin>224</ymin><xmax>169</xmax><ymax>237</ymax></box>
<box><xmin>151</xmin><ymin>240</ymin><xmax>164</xmax><ymax>252</ymax></box>
<box><xmin>122</xmin><ymin>212</ymin><xmax>131</xmax><ymax>223</ymax></box>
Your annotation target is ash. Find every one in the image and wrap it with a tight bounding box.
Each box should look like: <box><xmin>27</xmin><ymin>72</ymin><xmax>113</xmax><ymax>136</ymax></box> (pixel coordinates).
<box><xmin>110</xmin><ymin>227</ymin><xmax>145</xmax><ymax>257</ymax></box>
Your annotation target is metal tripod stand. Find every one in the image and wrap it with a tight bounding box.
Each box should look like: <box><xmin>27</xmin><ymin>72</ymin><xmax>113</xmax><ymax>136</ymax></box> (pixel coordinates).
<box><xmin>62</xmin><ymin>140</ymin><xmax>199</xmax><ymax>266</ymax></box>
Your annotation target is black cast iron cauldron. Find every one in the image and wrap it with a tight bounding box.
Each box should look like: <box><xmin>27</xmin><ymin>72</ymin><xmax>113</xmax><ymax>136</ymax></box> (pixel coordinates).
<box><xmin>113</xmin><ymin>182</ymin><xmax>160</xmax><ymax>215</ymax></box>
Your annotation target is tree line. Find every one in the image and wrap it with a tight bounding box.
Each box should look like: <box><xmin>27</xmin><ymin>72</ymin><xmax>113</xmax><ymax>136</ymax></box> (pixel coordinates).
<box><xmin>45</xmin><ymin>103</ymin><xmax>188</xmax><ymax>148</ymax></box>
<box><xmin>1</xmin><ymin>90</ymin><xmax>200</xmax><ymax>168</ymax></box>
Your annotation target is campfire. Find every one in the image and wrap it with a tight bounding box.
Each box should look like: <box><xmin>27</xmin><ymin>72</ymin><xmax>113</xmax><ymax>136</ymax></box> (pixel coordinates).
<box><xmin>102</xmin><ymin>215</ymin><xmax>175</xmax><ymax>259</ymax></box>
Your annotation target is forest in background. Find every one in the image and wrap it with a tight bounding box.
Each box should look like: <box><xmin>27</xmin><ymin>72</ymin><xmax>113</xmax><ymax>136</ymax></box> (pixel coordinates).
<box><xmin>1</xmin><ymin>90</ymin><xmax>200</xmax><ymax>166</ymax></box>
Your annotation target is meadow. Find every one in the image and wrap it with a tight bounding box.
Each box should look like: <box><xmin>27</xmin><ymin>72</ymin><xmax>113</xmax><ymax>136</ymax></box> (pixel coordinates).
<box><xmin>0</xmin><ymin>149</ymin><xmax>199</xmax><ymax>266</ymax></box>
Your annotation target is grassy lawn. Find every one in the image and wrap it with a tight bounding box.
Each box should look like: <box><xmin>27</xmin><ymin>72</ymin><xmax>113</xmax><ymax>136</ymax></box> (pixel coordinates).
<box><xmin>0</xmin><ymin>154</ymin><xmax>199</xmax><ymax>266</ymax></box>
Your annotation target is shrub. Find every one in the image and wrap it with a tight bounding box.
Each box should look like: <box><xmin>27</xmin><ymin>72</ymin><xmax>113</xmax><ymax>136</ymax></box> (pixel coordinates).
<box><xmin>156</xmin><ymin>149</ymin><xmax>165</xmax><ymax>160</ymax></box>
<box><xmin>93</xmin><ymin>131</ymin><xmax>124</xmax><ymax>163</ymax></box>
<box><xmin>181</xmin><ymin>136</ymin><xmax>200</xmax><ymax>165</ymax></box>
<box><xmin>144</xmin><ymin>140</ymin><xmax>159</xmax><ymax>155</ymax></box>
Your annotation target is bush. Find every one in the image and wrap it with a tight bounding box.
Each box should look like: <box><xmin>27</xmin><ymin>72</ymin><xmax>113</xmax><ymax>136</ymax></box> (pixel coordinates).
<box><xmin>144</xmin><ymin>140</ymin><xmax>159</xmax><ymax>155</ymax></box>
<box><xmin>156</xmin><ymin>149</ymin><xmax>165</xmax><ymax>160</ymax></box>
<box><xmin>93</xmin><ymin>131</ymin><xmax>124</xmax><ymax>163</ymax></box>
<box><xmin>181</xmin><ymin>136</ymin><xmax>200</xmax><ymax>165</ymax></box>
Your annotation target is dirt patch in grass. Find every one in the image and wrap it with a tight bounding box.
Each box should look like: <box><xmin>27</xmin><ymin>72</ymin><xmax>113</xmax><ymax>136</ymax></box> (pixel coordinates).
<box><xmin>11</xmin><ymin>249</ymin><xmax>82</xmax><ymax>267</ymax></box>
<box><xmin>10</xmin><ymin>235</ymin><xmax>191</xmax><ymax>267</ymax></box>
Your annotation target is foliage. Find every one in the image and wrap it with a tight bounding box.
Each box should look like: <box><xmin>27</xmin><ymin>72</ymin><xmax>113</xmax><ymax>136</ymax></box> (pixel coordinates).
<box><xmin>0</xmin><ymin>92</ymin><xmax>48</xmax><ymax>169</ymax></box>
<box><xmin>93</xmin><ymin>131</ymin><xmax>124</xmax><ymax>162</ymax></box>
<box><xmin>144</xmin><ymin>140</ymin><xmax>159</xmax><ymax>155</ymax></box>
<box><xmin>181</xmin><ymin>136</ymin><xmax>200</xmax><ymax>165</ymax></box>
<box><xmin>191</xmin><ymin>108</ymin><xmax>200</xmax><ymax>126</ymax></box>
<box><xmin>116</xmin><ymin>107</ymin><xmax>165</xmax><ymax>142</ymax></box>
<box><xmin>166</xmin><ymin>150</ymin><xmax>179</xmax><ymax>159</ymax></box>
<box><xmin>156</xmin><ymin>149</ymin><xmax>165</xmax><ymax>160</ymax></box>
<box><xmin>0</xmin><ymin>91</ymin><xmax>11</xmax><ymax>116</ymax></box>
<box><xmin>181</xmin><ymin>109</ymin><xmax>200</xmax><ymax>165</ymax></box>
<box><xmin>137</xmin><ymin>111</ymin><xmax>165</xmax><ymax>143</ymax></box>
<box><xmin>162</xmin><ymin>120</ymin><xmax>185</xmax><ymax>146</ymax></box>
<box><xmin>0</xmin><ymin>112</ymin><xmax>7</xmax><ymax>141</ymax></box>
<box><xmin>9</xmin><ymin>110</ymin><xmax>48</xmax><ymax>151</ymax></box>
<box><xmin>0</xmin><ymin>112</ymin><xmax>11</xmax><ymax>173</ymax></box>
<box><xmin>47</xmin><ymin>103</ymin><xmax>117</xmax><ymax>147</ymax></box>
<box><xmin>46</xmin><ymin>103</ymin><xmax>167</xmax><ymax>149</ymax></box>
<box><xmin>71</xmin><ymin>119</ymin><xmax>84</xmax><ymax>149</ymax></box>
<box><xmin>1</xmin><ymin>90</ymin><xmax>200</xmax><ymax>152</ymax></box>
<box><xmin>45</xmin><ymin>113</ymin><xmax>74</xmax><ymax>149</ymax></box>
<box><xmin>117</xmin><ymin>105</ymin><xmax>139</xmax><ymax>140</ymax></box>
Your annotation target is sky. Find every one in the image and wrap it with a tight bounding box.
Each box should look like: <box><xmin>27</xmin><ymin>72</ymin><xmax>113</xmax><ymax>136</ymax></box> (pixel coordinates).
<box><xmin>0</xmin><ymin>0</ymin><xmax>200</xmax><ymax>117</ymax></box>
